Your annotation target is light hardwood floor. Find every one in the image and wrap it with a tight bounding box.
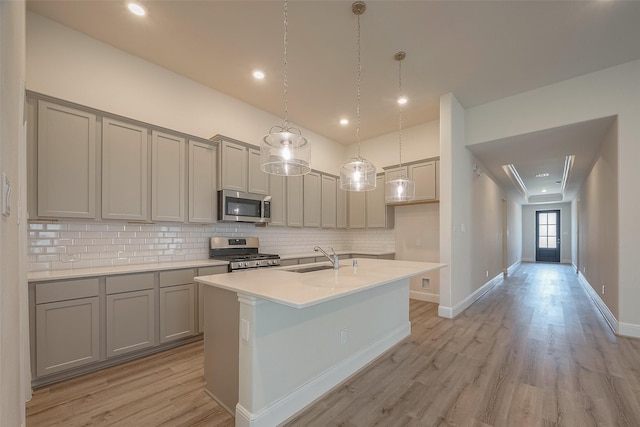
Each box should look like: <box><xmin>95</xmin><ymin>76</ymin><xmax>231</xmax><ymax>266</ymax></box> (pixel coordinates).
<box><xmin>27</xmin><ymin>263</ymin><xmax>640</xmax><ymax>426</ymax></box>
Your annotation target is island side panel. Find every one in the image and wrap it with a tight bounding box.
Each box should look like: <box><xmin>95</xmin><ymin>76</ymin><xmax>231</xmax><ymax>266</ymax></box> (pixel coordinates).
<box><xmin>236</xmin><ymin>278</ymin><xmax>411</xmax><ymax>427</ymax></box>
<box><xmin>202</xmin><ymin>285</ymin><xmax>239</xmax><ymax>414</ymax></box>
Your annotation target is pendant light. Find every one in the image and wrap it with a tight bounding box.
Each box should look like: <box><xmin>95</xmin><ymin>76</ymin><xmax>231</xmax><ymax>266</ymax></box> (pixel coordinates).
<box><xmin>261</xmin><ymin>0</ymin><xmax>311</xmax><ymax>176</ymax></box>
<box><xmin>385</xmin><ymin>51</ymin><xmax>415</xmax><ymax>203</ymax></box>
<box><xmin>339</xmin><ymin>1</ymin><xmax>376</xmax><ymax>192</ymax></box>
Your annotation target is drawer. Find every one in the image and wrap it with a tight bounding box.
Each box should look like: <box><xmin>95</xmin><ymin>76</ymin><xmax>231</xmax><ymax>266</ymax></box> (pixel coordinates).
<box><xmin>106</xmin><ymin>273</ymin><xmax>154</xmax><ymax>294</ymax></box>
<box><xmin>197</xmin><ymin>265</ymin><xmax>229</xmax><ymax>276</ymax></box>
<box><xmin>159</xmin><ymin>269</ymin><xmax>194</xmax><ymax>288</ymax></box>
<box><xmin>35</xmin><ymin>278</ymin><xmax>99</xmax><ymax>304</ymax></box>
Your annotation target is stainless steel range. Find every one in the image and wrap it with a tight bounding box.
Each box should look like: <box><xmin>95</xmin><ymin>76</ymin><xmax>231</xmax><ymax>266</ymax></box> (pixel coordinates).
<box><xmin>209</xmin><ymin>237</ymin><xmax>280</xmax><ymax>272</ymax></box>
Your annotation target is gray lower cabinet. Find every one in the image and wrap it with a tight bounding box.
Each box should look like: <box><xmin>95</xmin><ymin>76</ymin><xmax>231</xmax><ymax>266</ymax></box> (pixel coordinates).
<box><xmin>106</xmin><ymin>273</ymin><xmax>156</xmax><ymax>358</ymax></box>
<box><xmin>159</xmin><ymin>269</ymin><xmax>196</xmax><ymax>343</ymax></box>
<box><xmin>34</xmin><ymin>278</ymin><xmax>100</xmax><ymax>377</ymax></box>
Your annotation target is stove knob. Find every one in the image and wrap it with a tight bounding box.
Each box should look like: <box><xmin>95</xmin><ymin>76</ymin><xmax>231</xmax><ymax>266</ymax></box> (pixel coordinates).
<box><xmin>237</xmin><ymin>262</ymin><xmax>245</xmax><ymax>268</ymax></box>
<box><xmin>268</xmin><ymin>260</ymin><xmax>275</xmax><ymax>265</ymax></box>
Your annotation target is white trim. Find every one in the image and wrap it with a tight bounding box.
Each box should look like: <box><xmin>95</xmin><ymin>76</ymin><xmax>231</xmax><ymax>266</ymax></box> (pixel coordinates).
<box><xmin>577</xmin><ymin>272</ymin><xmax>618</xmax><ymax>335</ymax></box>
<box><xmin>507</xmin><ymin>260</ymin><xmax>521</xmax><ymax>276</ymax></box>
<box><xmin>438</xmin><ymin>273</ymin><xmax>502</xmax><ymax>319</ymax></box>
<box><xmin>410</xmin><ymin>290</ymin><xmax>439</xmax><ymax>303</ymax></box>
<box><xmin>619</xmin><ymin>323</ymin><xmax>640</xmax><ymax>339</ymax></box>
<box><xmin>234</xmin><ymin>322</ymin><xmax>411</xmax><ymax>427</ymax></box>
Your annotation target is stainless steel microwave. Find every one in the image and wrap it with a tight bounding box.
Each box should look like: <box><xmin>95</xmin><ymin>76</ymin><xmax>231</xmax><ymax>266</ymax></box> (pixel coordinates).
<box><xmin>218</xmin><ymin>190</ymin><xmax>271</xmax><ymax>223</ymax></box>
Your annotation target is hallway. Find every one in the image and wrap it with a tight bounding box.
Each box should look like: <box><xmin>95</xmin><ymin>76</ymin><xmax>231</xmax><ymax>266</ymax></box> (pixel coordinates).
<box><xmin>26</xmin><ymin>263</ymin><xmax>640</xmax><ymax>426</ymax></box>
<box><xmin>287</xmin><ymin>263</ymin><xmax>640</xmax><ymax>426</ymax></box>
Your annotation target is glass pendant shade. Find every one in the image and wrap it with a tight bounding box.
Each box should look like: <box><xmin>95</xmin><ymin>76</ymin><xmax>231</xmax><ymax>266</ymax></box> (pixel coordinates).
<box><xmin>261</xmin><ymin>126</ymin><xmax>311</xmax><ymax>176</ymax></box>
<box><xmin>385</xmin><ymin>175</ymin><xmax>415</xmax><ymax>203</ymax></box>
<box><xmin>339</xmin><ymin>157</ymin><xmax>376</xmax><ymax>191</ymax></box>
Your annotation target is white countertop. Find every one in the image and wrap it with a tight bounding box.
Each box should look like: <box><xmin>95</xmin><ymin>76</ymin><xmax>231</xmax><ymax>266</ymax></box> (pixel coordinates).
<box><xmin>27</xmin><ymin>259</ymin><xmax>229</xmax><ymax>282</ymax></box>
<box><xmin>27</xmin><ymin>251</ymin><xmax>395</xmax><ymax>282</ymax></box>
<box><xmin>195</xmin><ymin>258</ymin><xmax>446</xmax><ymax>309</ymax></box>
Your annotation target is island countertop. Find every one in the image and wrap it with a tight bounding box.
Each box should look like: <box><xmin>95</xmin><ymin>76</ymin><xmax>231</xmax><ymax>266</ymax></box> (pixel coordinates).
<box><xmin>194</xmin><ymin>258</ymin><xmax>446</xmax><ymax>309</ymax></box>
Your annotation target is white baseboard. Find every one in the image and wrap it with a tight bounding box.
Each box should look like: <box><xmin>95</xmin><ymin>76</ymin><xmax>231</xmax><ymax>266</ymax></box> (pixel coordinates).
<box><xmin>522</xmin><ymin>257</ymin><xmax>535</xmax><ymax>263</ymax></box>
<box><xmin>619</xmin><ymin>322</ymin><xmax>640</xmax><ymax>339</ymax></box>
<box><xmin>437</xmin><ymin>273</ymin><xmax>503</xmax><ymax>319</ymax></box>
<box><xmin>235</xmin><ymin>322</ymin><xmax>412</xmax><ymax>427</ymax></box>
<box><xmin>507</xmin><ymin>260</ymin><xmax>521</xmax><ymax>276</ymax></box>
<box><xmin>410</xmin><ymin>290</ymin><xmax>439</xmax><ymax>303</ymax></box>
<box><xmin>577</xmin><ymin>272</ymin><xmax>619</xmax><ymax>335</ymax></box>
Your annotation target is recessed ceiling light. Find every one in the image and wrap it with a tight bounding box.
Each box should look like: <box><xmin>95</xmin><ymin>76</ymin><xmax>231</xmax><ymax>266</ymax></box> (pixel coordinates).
<box><xmin>339</xmin><ymin>118</ymin><xmax>349</xmax><ymax>126</ymax></box>
<box><xmin>535</xmin><ymin>173</ymin><xmax>549</xmax><ymax>178</ymax></box>
<box><xmin>252</xmin><ymin>70</ymin><xmax>265</xmax><ymax>80</ymax></box>
<box><xmin>397</xmin><ymin>96</ymin><xmax>408</xmax><ymax>105</ymax></box>
<box><xmin>127</xmin><ymin>2</ymin><xmax>146</xmax><ymax>16</ymax></box>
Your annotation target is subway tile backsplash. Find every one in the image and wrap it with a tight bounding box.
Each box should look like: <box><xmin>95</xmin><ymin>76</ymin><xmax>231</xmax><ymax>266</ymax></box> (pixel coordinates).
<box><xmin>28</xmin><ymin>221</ymin><xmax>395</xmax><ymax>272</ymax></box>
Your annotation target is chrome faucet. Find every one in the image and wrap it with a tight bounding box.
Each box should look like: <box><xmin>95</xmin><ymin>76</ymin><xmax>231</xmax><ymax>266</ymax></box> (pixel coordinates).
<box><xmin>314</xmin><ymin>246</ymin><xmax>340</xmax><ymax>270</ymax></box>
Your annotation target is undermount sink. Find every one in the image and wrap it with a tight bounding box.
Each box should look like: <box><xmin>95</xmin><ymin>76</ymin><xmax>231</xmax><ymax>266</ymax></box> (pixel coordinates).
<box><xmin>288</xmin><ymin>265</ymin><xmax>337</xmax><ymax>273</ymax></box>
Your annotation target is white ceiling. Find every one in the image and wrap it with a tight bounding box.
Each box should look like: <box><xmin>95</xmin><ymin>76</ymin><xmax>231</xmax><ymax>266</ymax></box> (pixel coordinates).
<box><xmin>26</xmin><ymin>0</ymin><xmax>640</xmax><ymax>203</ymax></box>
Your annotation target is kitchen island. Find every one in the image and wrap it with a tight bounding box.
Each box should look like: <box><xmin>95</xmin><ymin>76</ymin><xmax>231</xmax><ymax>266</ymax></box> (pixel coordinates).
<box><xmin>194</xmin><ymin>258</ymin><xmax>446</xmax><ymax>427</ymax></box>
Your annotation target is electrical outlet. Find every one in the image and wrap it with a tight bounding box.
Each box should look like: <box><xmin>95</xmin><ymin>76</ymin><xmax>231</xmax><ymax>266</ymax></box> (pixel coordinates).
<box><xmin>486</xmin><ymin>270</ymin><xmax>489</xmax><ymax>278</ymax></box>
<box><xmin>601</xmin><ymin>285</ymin><xmax>605</xmax><ymax>295</ymax></box>
<box><xmin>421</xmin><ymin>278</ymin><xmax>430</xmax><ymax>290</ymax></box>
<box><xmin>340</xmin><ymin>328</ymin><xmax>348</xmax><ymax>345</ymax></box>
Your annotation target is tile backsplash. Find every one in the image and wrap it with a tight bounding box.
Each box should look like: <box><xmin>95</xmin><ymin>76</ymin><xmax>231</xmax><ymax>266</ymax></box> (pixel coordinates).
<box><xmin>28</xmin><ymin>221</ymin><xmax>395</xmax><ymax>272</ymax></box>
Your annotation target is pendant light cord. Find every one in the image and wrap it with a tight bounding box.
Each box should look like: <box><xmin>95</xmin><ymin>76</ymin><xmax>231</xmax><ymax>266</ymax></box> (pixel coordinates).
<box><xmin>356</xmin><ymin>11</ymin><xmax>362</xmax><ymax>158</ymax></box>
<box><xmin>283</xmin><ymin>0</ymin><xmax>289</xmax><ymax>128</ymax></box>
<box><xmin>398</xmin><ymin>57</ymin><xmax>403</xmax><ymax>168</ymax></box>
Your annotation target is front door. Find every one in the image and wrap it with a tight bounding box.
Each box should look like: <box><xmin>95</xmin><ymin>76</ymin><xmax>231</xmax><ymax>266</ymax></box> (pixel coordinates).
<box><xmin>536</xmin><ymin>210</ymin><xmax>560</xmax><ymax>262</ymax></box>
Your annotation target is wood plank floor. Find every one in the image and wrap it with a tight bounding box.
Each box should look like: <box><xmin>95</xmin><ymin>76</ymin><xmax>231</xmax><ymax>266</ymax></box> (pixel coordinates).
<box><xmin>27</xmin><ymin>263</ymin><xmax>640</xmax><ymax>426</ymax></box>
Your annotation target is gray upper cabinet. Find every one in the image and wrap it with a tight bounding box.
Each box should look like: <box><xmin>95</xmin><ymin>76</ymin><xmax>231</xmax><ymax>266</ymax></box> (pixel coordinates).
<box><xmin>269</xmin><ymin>174</ymin><xmax>287</xmax><ymax>226</ymax></box>
<box><xmin>349</xmin><ymin>191</ymin><xmax>366</xmax><ymax>229</ymax></box>
<box><xmin>303</xmin><ymin>171</ymin><xmax>321</xmax><ymax>228</ymax></box>
<box><xmin>383</xmin><ymin>159</ymin><xmax>439</xmax><ymax>204</ymax></box>
<box><xmin>102</xmin><ymin>118</ymin><xmax>149</xmax><ymax>221</ymax></box>
<box><xmin>188</xmin><ymin>140</ymin><xmax>217</xmax><ymax>223</ymax></box>
<box><xmin>286</xmin><ymin>175</ymin><xmax>303</xmax><ymax>227</ymax></box>
<box><xmin>248</xmin><ymin>148</ymin><xmax>269</xmax><ymax>195</ymax></box>
<box><xmin>367</xmin><ymin>174</ymin><xmax>394</xmax><ymax>229</ymax></box>
<box><xmin>217</xmin><ymin>137</ymin><xmax>268</xmax><ymax>195</ymax></box>
<box><xmin>36</xmin><ymin>101</ymin><xmax>97</xmax><ymax>219</ymax></box>
<box><xmin>337</xmin><ymin>185</ymin><xmax>347</xmax><ymax>229</ymax></box>
<box><xmin>410</xmin><ymin>161</ymin><xmax>437</xmax><ymax>201</ymax></box>
<box><xmin>219</xmin><ymin>140</ymin><xmax>247</xmax><ymax>192</ymax></box>
<box><xmin>321</xmin><ymin>175</ymin><xmax>337</xmax><ymax>229</ymax></box>
<box><xmin>151</xmin><ymin>130</ymin><xmax>186</xmax><ymax>222</ymax></box>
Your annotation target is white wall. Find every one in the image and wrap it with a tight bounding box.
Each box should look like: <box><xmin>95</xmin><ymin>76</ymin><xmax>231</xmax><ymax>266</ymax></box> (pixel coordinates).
<box><xmin>1</xmin><ymin>1</ymin><xmax>28</xmax><ymax>425</ymax></box>
<box><xmin>26</xmin><ymin>12</ymin><xmax>345</xmax><ymax>175</ymax></box>
<box><xmin>577</xmin><ymin>120</ymin><xmax>619</xmax><ymax>319</ymax></box>
<box><xmin>465</xmin><ymin>59</ymin><xmax>640</xmax><ymax>331</ymax></box>
<box><xmin>346</xmin><ymin>120</ymin><xmax>440</xmax><ymax>170</ymax></box>
<box><xmin>521</xmin><ymin>202</ymin><xmax>572</xmax><ymax>264</ymax></box>
<box><xmin>506</xmin><ymin>198</ymin><xmax>522</xmax><ymax>270</ymax></box>
<box><xmin>395</xmin><ymin>204</ymin><xmax>440</xmax><ymax>301</ymax></box>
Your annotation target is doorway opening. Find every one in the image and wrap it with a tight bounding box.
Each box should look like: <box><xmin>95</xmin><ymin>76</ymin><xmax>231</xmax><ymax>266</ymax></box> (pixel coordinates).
<box><xmin>536</xmin><ymin>209</ymin><xmax>560</xmax><ymax>262</ymax></box>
